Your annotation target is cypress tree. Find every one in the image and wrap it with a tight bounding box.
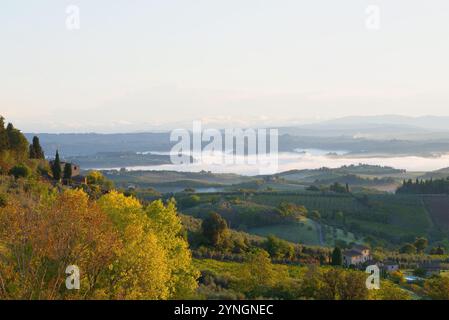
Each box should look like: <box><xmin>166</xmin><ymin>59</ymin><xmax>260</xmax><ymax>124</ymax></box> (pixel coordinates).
<box><xmin>29</xmin><ymin>145</ymin><xmax>36</xmax><ymax>159</ymax></box>
<box><xmin>0</xmin><ymin>116</ymin><xmax>9</xmax><ymax>152</ymax></box>
<box><xmin>52</xmin><ymin>150</ymin><xmax>62</xmax><ymax>181</ymax></box>
<box><xmin>29</xmin><ymin>136</ymin><xmax>45</xmax><ymax>159</ymax></box>
<box><xmin>331</xmin><ymin>247</ymin><xmax>343</xmax><ymax>266</ymax></box>
<box><xmin>63</xmin><ymin>163</ymin><xmax>72</xmax><ymax>181</ymax></box>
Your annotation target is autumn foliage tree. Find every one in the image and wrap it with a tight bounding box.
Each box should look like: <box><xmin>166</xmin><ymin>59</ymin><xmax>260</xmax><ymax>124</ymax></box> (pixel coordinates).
<box><xmin>0</xmin><ymin>187</ymin><xmax>198</xmax><ymax>300</ymax></box>
<box><xmin>98</xmin><ymin>191</ymin><xmax>199</xmax><ymax>299</ymax></box>
<box><xmin>0</xmin><ymin>189</ymin><xmax>120</xmax><ymax>299</ymax></box>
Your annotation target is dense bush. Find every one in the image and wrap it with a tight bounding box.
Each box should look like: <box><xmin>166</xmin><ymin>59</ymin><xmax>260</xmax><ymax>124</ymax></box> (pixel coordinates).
<box><xmin>8</xmin><ymin>164</ymin><xmax>31</xmax><ymax>179</ymax></box>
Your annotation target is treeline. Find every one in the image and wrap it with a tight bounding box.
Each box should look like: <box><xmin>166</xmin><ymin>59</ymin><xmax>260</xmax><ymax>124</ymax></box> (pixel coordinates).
<box><xmin>396</xmin><ymin>178</ymin><xmax>449</xmax><ymax>195</ymax></box>
<box><xmin>307</xmin><ymin>182</ymin><xmax>350</xmax><ymax>193</ymax></box>
<box><xmin>314</xmin><ymin>174</ymin><xmax>395</xmax><ymax>186</ymax></box>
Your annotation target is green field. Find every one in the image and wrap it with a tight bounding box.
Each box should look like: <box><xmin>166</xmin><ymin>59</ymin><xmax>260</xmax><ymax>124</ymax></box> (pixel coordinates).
<box><xmin>249</xmin><ymin>219</ymin><xmax>320</xmax><ymax>245</ymax></box>
<box><xmin>249</xmin><ymin>219</ymin><xmax>360</xmax><ymax>247</ymax></box>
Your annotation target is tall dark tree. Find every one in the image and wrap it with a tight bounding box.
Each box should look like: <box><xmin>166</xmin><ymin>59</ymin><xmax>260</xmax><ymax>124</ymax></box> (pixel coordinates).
<box><xmin>5</xmin><ymin>122</ymin><xmax>28</xmax><ymax>160</ymax></box>
<box><xmin>0</xmin><ymin>116</ymin><xmax>9</xmax><ymax>152</ymax></box>
<box><xmin>29</xmin><ymin>136</ymin><xmax>45</xmax><ymax>159</ymax></box>
<box><xmin>202</xmin><ymin>212</ymin><xmax>228</xmax><ymax>246</ymax></box>
<box><xmin>63</xmin><ymin>163</ymin><xmax>72</xmax><ymax>181</ymax></box>
<box><xmin>52</xmin><ymin>150</ymin><xmax>62</xmax><ymax>181</ymax></box>
<box><xmin>331</xmin><ymin>247</ymin><xmax>343</xmax><ymax>266</ymax></box>
<box><xmin>29</xmin><ymin>145</ymin><xmax>36</xmax><ymax>159</ymax></box>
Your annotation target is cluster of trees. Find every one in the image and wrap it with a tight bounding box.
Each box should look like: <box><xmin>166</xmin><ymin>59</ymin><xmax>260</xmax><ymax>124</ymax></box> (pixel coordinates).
<box><xmin>397</xmin><ymin>178</ymin><xmax>449</xmax><ymax>195</ymax></box>
<box><xmin>329</xmin><ymin>182</ymin><xmax>351</xmax><ymax>194</ymax></box>
<box><xmin>0</xmin><ymin>117</ymin><xmax>30</xmax><ymax>172</ymax></box>
<box><xmin>194</xmin><ymin>212</ymin><xmax>254</xmax><ymax>256</ymax></box>
<box><xmin>0</xmin><ymin>186</ymin><xmax>198</xmax><ymax>299</ymax></box>
<box><xmin>306</xmin><ymin>182</ymin><xmax>351</xmax><ymax>193</ymax></box>
<box><xmin>399</xmin><ymin>237</ymin><xmax>429</xmax><ymax>254</ymax></box>
<box><xmin>1</xmin><ymin>116</ymin><xmax>47</xmax><ymax>181</ymax></box>
<box><xmin>191</xmin><ymin>211</ymin><xmax>327</xmax><ymax>264</ymax></box>
<box><xmin>50</xmin><ymin>150</ymin><xmax>76</xmax><ymax>182</ymax></box>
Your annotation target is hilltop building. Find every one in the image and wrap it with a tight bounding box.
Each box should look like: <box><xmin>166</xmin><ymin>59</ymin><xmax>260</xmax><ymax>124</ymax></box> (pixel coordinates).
<box><xmin>49</xmin><ymin>159</ymin><xmax>87</xmax><ymax>184</ymax></box>
<box><xmin>49</xmin><ymin>161</ymin><xmax>81</xmax><ymax>177</ymax></box>
<box><xmin>343</xmin><ymin>245</ymin><xmax>371</xmax><ymax>267</ymax></box>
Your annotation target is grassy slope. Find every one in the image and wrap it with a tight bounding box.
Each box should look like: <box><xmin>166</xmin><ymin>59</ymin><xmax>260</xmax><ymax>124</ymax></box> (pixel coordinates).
<box><xmin>248</xmin><ymin>218</ymin><xmax>320</xmax><ymax>245</ymax></box>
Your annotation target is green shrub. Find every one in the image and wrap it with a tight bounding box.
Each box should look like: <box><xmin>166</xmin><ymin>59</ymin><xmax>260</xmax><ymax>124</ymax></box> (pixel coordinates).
<box><xmin>8</xmin><ymin>164</ymin><xmax>31</xmax><ymax>179</ymax></box>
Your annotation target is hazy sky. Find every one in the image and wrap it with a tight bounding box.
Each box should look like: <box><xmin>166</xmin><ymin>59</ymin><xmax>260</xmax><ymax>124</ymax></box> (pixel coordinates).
<box><xmin>1</xmin><ymin>0</ymin><xmax>449</xmax><ymax>132</ymax></box>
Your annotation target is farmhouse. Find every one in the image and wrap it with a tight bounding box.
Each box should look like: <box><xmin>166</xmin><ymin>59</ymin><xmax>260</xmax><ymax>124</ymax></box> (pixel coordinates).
<box><xmin>343</xmin><ymin>245</ymin><xmax>371</xmax><ymax>267</ymax></box>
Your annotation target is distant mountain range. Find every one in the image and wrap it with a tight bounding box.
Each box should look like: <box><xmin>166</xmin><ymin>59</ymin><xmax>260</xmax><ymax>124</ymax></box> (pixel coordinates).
<box><xmin>317</xmin><ymin>115</ymin><xmax>449</xmax><ymax>130</ymax></box>
<box><xmin>278</xmin><ymin>115</ymin><xmax>449</xmax><ymax>138</ymax></box>
<box><xmin>25</xmin><ymin>115</ymin><xmax>449</xmax><ymax>159</ymax></box>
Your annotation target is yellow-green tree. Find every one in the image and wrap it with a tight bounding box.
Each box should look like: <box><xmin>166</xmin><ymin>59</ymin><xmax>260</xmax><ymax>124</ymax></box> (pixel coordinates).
<box><xmin>145</xmin><ymin>198</ymin><xmax>199</xmax><ymax>298</ymax></box>
<box><xmin>299</xmin><ymin>267</ymin><xmax>368</xmax><ymax>300</ymax></box>
<box><xmin>97</xmin><ymin>191</ymin><xmax>170</xmax><ymax>299</ymax></box>
<box><xmin>236</xmin><ymin>249</ymin><xmax>289</xmax><ymax>298</ymax></box>
<box><xmin>98</xmin><ymin>192</ymin><xmax>198</xmax><ymax>299</ymax></box>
